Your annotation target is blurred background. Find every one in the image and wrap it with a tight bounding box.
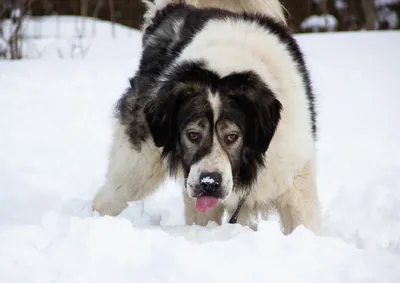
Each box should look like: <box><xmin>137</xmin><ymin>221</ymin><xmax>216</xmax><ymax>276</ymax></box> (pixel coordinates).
<box><xmin>1</xmin><ymin>0</ymin><xmax>399</xmax><ymax>59</ymax></box>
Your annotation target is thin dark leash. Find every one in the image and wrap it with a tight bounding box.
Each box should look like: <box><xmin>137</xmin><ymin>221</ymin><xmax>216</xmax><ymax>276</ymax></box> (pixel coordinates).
<box><xmin>228</xmin><ymin>192</ymin><xmax>250</xmax><ymax>224</ymax></box>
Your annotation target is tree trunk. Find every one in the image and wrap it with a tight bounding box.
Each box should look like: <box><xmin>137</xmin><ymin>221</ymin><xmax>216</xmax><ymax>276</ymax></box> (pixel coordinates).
<box><xmin>306</xmin><ymin>0</ymin><xmax>312</xmax><ymax>17</ymax></box>
<box><xmin>361</xmin><ymin>0</ymin><xmax>378</xmax><ymax>30</ymax></box>
<box><xmin>321</xmin><ymin>0</ymin><xmax>328</xmax><ymax>31</ymax></box>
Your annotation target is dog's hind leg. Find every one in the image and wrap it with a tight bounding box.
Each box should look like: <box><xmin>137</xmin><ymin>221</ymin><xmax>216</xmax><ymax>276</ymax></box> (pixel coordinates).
<box><xmin>274</xmin><ymin>158</ymin><xmax>321</xmax><ymax>235</ymax></box>
<box><xmin>92</xmin><ymin>122</ymin><xmax>167</xmax><ymax>216</ymax></box>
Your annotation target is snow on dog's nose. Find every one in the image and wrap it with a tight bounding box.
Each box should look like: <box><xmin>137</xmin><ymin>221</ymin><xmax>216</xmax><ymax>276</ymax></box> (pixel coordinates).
<box><xmin>199</xmin><ymin>172</ymin><xmax>222</xmax><ymax>192</ymax></box>
<box><xmin>194</xmin><ymin>172</ymin><xmax>223</xmax><ymax>212</ymax></box>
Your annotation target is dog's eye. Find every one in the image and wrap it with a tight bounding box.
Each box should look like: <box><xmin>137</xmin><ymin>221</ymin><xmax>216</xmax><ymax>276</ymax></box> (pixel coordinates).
<box><xmin>187</xmin><ymin>132</ymin><xmax>201</xmax><ymax>142</ymax></box>
<box><xmin>225</xmin><ymin>134</ymin><xmax>239</xmax><ymax>145</ymax></box>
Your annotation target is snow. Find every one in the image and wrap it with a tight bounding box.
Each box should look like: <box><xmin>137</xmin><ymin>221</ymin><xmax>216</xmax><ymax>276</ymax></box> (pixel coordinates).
<box><xmin>335</xmin><ymin>0</ymin><xmax>348</xmax><ymax>10</ymax></box>
<box><xmin>377</xmin><ymin>6</ymin><xmax>399</xmax><ymax>29</ymax></box>
<box><xmin>1</xmin><ymin>16</ymin><xmax>400</xmax><ymax>283</ymax></box>
<box><xmin>300</xmin><ymin>14</ymin><xmax>338</xmax><ymax>32</ymax></box>
<box><xmin>376</xmin><ymin>0</ymin><xmax>400</xmax><ymax>6</ymax></box>
<box><xmin>201</xmin><ymin>176</ymin><xmax>216</xmax><ymax>185</ymax></box>
<box><xmin>10</xmin><ymin>9</ymin><xmax>21</xmax><ymax>19</ymax></box>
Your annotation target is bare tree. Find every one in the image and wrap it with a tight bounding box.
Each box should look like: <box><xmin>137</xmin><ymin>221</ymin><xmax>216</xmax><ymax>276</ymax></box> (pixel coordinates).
<box><xmin>9</xmin><ymin>7</ymin><xmax>22</xmax><ymax>59</ymax></box>
<box><xmin>69</xmin><ymin>0</ymin><xmax>91</xmax><ymax>58</ymax></box>
<box><xmin>0</xmin><ymin>4</ymin><xmax>7</xmax><ymax>58</ymax></box>
<box><xmin>79</xmin><ymin>0</ymin><xmax>88</xmax><ymax>35</ymax></box>
<box><xmin>5</xmin><ymin>0</ymin><xmax>34</xmax><ymax>60</ymax></box>
<box><xmin>92</xmin><ymin>0</ymin><xmax>103</xmax><ymax>36</ymax></box>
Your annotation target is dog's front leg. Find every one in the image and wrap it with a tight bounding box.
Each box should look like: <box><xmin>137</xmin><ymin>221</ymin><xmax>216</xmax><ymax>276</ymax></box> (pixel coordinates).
<box><xmin>92</xmin><ymin>123</ymin><xmax>167</xmax><ymax>216</ymax></box>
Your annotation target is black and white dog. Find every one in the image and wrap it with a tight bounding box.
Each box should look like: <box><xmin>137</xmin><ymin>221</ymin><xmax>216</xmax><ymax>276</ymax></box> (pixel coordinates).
<box><xmin>92</xmin><ymin>0</ymin><xmax>321</xmax><ymax>234</ymax></box>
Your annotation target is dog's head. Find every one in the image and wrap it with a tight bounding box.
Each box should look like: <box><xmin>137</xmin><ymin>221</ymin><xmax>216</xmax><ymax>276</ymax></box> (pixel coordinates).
<box><xmin>144</xmin><ymin>62</ymin><xmax>282</xmax><ymax>211</ymax></box>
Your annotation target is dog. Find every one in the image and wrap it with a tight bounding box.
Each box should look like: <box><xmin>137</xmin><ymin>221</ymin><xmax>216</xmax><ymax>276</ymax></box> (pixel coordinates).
<box><xmin>92</xmin><ymin>0</ymin><xmax>321</xmax><ymax>235</ymax></box>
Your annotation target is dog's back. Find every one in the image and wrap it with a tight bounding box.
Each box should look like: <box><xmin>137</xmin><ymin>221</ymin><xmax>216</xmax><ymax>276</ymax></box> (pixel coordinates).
<box><xmin>142</xmin><ymin>0</ymin><xmax>287</xmax><ymax>31</ymax></box>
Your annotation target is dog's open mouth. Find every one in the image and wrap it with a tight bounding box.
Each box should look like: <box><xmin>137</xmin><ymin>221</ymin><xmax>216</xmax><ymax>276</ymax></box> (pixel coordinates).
<box><xmin>196</xmin><ymin>196</ymin><xmax>219</xmax><ymax>212</ymax></box>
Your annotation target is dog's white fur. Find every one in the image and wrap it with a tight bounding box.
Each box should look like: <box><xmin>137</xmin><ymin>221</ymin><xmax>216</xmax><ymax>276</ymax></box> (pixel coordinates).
<box><xmin>92</xmin><ymin>0</ymin><xmax>321</xmax><ymax>235</ymax></box>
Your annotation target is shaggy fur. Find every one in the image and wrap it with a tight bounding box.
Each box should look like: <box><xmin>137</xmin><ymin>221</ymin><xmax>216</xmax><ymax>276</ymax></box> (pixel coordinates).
<box><xmin>92</xmin><ymin>0</ymin><xmax>321</xmax><ymax>235</ymax></box>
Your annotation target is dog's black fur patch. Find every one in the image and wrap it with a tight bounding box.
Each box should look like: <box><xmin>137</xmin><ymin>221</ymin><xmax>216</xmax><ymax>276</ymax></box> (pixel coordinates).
<box><xmin>115</xmin><ymin>3</ymin><xmax>316</xmax><ymax>189</ymax></box>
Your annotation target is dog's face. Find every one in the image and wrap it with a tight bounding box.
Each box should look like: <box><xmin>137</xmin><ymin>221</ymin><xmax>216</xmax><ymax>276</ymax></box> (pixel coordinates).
<box><xmin>144</xmin><ymin>62</ymin><xmax>282</xmax><ymax>211</ymax></box>
<box><xmin>179</xmin><ymin>95</ymin><xmax>243</xmax><ymax>203</ymax></box>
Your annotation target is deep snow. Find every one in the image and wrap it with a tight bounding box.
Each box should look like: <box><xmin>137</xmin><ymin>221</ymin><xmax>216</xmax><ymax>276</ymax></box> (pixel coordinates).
<box><xmin>1</xmin><ymin>17</ymin><xmax>400</xmax><ymax>283</ymax></box>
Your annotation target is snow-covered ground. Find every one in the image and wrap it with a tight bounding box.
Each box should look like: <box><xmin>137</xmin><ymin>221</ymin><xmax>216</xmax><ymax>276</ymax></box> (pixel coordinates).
<box><xmin>1</xmin><ymin>17</ymin><xmax>400</xmax><ymax>283</ymax></box>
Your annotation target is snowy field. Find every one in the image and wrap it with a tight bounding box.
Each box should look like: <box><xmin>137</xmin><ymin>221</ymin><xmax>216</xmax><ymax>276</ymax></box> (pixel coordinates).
<box><xmin>1</xmin><ymin>17</ymin><xmax>400</xmax><ymax>283</ymax></box>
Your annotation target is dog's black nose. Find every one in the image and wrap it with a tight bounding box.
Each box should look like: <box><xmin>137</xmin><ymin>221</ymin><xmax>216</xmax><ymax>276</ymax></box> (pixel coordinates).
<box><xmin>199</xmin><ymin>172</ymin><xmax>222</xmax><ymax>192</ymax></box>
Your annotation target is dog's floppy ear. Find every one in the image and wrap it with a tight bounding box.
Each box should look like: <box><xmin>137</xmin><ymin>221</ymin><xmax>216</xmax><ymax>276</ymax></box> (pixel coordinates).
<box><xmin>245</xmin><ymin>92</ymin><xmax>282</xmax><ymax>154</ymax></box>
<box><xmin>225</xmin><ymin>72</ymin><xmax>282</xmax><ymax>154</ymax></box>
<box><xmin>143</xmin><ymin>84</ymin><xmax>183</xmax><ymax>148</ymax></box>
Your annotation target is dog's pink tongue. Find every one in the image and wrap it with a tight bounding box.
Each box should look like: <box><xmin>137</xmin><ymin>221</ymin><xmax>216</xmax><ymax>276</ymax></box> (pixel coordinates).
<box><xmin>196</xmin><ymin>196</ymin><xmax>219</xmax><ymax>212</ymax></box>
